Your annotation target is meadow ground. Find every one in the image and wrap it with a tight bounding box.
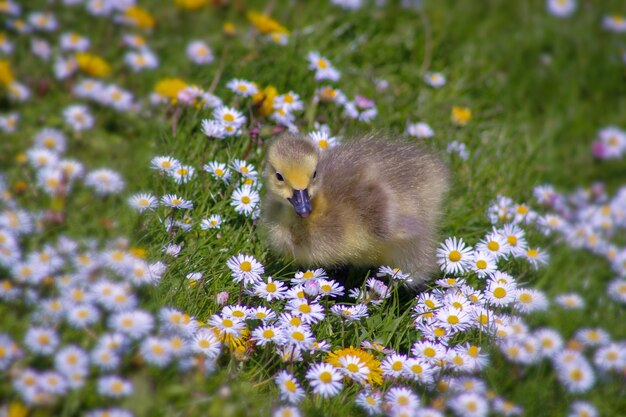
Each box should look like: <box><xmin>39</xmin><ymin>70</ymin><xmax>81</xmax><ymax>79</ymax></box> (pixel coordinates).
<box><xmin>1</xmin><ymin>0</ymin><xmax>626</xmax><ymax>416</ymax></box>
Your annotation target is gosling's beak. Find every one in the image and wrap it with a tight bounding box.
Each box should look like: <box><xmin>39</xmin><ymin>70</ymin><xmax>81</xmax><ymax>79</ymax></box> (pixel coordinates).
<box><xmin>289</xmin><ymin>189</ymin><xmax>312</xmax><ymax>218</ymax></box>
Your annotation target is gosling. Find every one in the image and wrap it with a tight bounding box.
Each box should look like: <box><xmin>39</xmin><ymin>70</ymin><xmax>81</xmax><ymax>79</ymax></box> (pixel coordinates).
<box><xmin>260</xmin><ymin>134</ymin><xmax>450</xmax><ymax>287</ymax></box>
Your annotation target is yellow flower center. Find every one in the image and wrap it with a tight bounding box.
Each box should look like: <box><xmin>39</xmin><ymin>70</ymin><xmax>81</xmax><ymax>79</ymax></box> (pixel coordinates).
<box><xmin>241</xmin><ymin>196</ymin><xmax>251</xmax><ymax>204</ymax></box>
<box><xmin>448</xmin><ymin>250</ymin><xmax>461</xmax><ymax>262</ymax></box>
<box><xmin>392</xmin><ymin>361</ymin><xmax>403</xmax><ymax>371</ymax></box>
<box><xmin>317</xmin><ymin>59</ymin><xmax>328</xmax><ymax>69</ymax></box>
<box><xmin>318</xmin><ymin>139</ymin><xmax>328</xmax><ymax>149</ymax></box>
<box><xmin>240</xmin><ymin>261</ymin><xmax>252</xmax><ymax>272</ymax></box>
<box><xmin>487</xmin><ymin>241</ymin><xmax>499</xmax><ymax>251</ymax></box>
<box><xmin>346</xmin><ymin>363</ymin><xmax>359</xmax><ymax>373</ymax></box>
<box><xmin>222</xmin><ymin>318</ymin><xmax>233</xmax><ymax>328</ymax></box>
<box><xmin>411</xmin><ymin>364</ymin><xmax>423</xmax><ymax>373</ymax></box>
<box><xmin>319</xmin><ymin>371</ymin><xmax>332</xmax><ymax>383</ymax></box>
<box><xmin>476</xmin><ymin>260</ymin><xmax>487</xmax><ymax>269</ymax></box>
<box><xmin>518</xmin><ymin>293</ymin><xmax>533</xmax><ymax>304</ymax></box>
<box><xmin>223</xmin><ymin>114</ymin><xmax>235</xmax><ymax>122</ymax></box>
<box><xmin>303</xmin><ymin>271</ymin><xmax>315</xmax><ymax>279</ymax></box>
<box><xmin>263</xmin><ymin>329</ymin><xmax>275</xmax><ymax>339</ymax></box>
<box><xmin>232</xmin><ymin>310</ymin><xmax>245</xmax><ymax>318</ymax></box>
<box><xmin>214</xmin><ymin>168</ymin><xmax>224</xmax><ymax>177</ymax></box>
<box><xmin>434</xmin><ymin>327</ymin><xmax>446</xmax><ymax>337</ymax></box>
<box><xmin>284</xmin><ymin>380</ymin><xmax>297</xmax><ymax>392</ymax></box>
<box><xmin>299</xmin><ymin>304</ymin><xmax>311</xmax><ymax>314</ymax></box>
<box><xmin>266</xmin><ymin>282</ymin><xmax>277</xmax><ymax>292</ymax></box>
<box><xmin>527</xmin><ymin>249</ymin><xmax>538</xmax><ymax>258</ymax></box>
<box><xmin>507</xmin><ymin>235</ymin><xmax>517</xmax><ymax>245</ymax></box>
<box><xmin>424</xmin><ymin>347</ymin><xmax>436</xmax><ymax>357</ymax></box>
<box><xmin>493</xmin><ymin>287</ymin><xmax>507</xmax><ymax>299</ymax></box>
<box><xmin>447</xmin><ymin>315</ymin><xmax>459</xmax><ymax>325</ymax></box>
<box><xmin>291</xmin><ymin>331</ymin><xmax>304</xmax><ymax>342</ymax></box>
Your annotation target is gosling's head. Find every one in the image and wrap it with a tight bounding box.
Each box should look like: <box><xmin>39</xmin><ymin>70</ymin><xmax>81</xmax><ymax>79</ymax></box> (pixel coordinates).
<box><xmin>266</xmin><ymin>136</ymin><xmax>321</xmax><ymax>218</ymax></box>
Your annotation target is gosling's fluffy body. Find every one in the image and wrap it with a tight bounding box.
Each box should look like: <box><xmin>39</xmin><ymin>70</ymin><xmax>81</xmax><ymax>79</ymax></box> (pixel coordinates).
<box><xmin>261</xmin><ymin>134</ymin><xmax>450</xmax><ymax>286</ymax></box>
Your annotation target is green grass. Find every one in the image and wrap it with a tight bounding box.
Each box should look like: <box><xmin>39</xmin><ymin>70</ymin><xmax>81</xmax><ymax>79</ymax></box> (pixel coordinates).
<box><xmin>2</xmin><ymin>0</ymin><xmax>626</xmax><ymax>416</ymax></box>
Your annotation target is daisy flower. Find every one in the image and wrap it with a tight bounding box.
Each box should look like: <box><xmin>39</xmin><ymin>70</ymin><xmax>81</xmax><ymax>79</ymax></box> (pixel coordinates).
<box><xmin>201</xmin><ymin>119</ymin><xmax>226</xmax><ymax>139</ymax></box>
<box><xmin>515</xmin><ymin>288</ymin><xmax>549</xmax><ymax>313</ymax></box>
<box><xmin>307</xmin><ymin>51</ymin><xmax>340</xmax><ymax>81</ymax></box>
<box><xmin>203</xmin><ymin>161</ymin><xmax>231</xmax><ymax>182</ymax></box>
<box><xmin>274</xmin><ymin>91</ymin><xmax>303</xmax><ymax>112</ymax></box>
<box><xmin>470</xmin><ymin>251</ymin><xmax>497</xmax><ymax>278</ymax></box>
<box><xmin>161</xmin><ymin>194</ymin><xmax>193</xmax><ymax>209</ymax></box>
<box><xmin>250</xmin><ymin>306</ymin><xmax>276</xmax><ymax>321</ymax></box>
<box><xmin>485</xmin><ymin>279</ymin><xmax>516</xmax><ymax>307</ymax></box>
<box><xmin>274</xmin><ymin>370</ymin><xmax>305</xmax><ymax>404</ymax></box>
<box><xmin>593</xmin><ymin>343</ymin><xmax>626</xmax><ymax>372</ymax></box>
<box><xmin>534</xmin><ymin>328</ymin><xmax>564</xmax><ymax>358</ymax></box>
<box><xmin>355</xmin><ymin>390</ymin><xmax>382</xmax><ymax>416</ymax></box>
<box><xmin>252</xmin><ymin>325</ymin><xmax>284</xmax><ymax>346</ymax></box>
<box><xmin>231</xmin><ymin>184</ymin><xmax>260</xmax><ymax>216</ymax></box>
<box><xmin>200</xmin><ymin>214</ymin><xmax>222</xmax><ymax>230</ymax></box>
<box><xmin>254</xmin><ymin>276</ymin><xmax>288</xmax><ymax>301</ymax></box>
<box><xmin>169</xmin><ymin>164</ymin><xmax>195</xmax><ymax>184</ymax></box>
<box><xmin>63</xmin><ymin>104</ymin><xmax>94</xmax><ymax>132</ymax></box>
<box><xmin>230</xmin><ymin>159</ymin><xmax>258</xmax><ymax>178</ymax></box>
<box><xmin>214</xmin><ymin>106</ymin><xmax>246</xmax><ymax>128</ymax></box>
<box><xmin>330</xmin><ymin>304</ymin><xmax>369</xmax><ymax>321</ymax></box>
<box><xmin>60</xmin><ymin>32</ymin><xmax>90</xmax><ymax>51</ymax></box>
<box><xmin>307</xmin><ymin>130</ymin><xmax>337</xmax><ymax>151</ymax></box>
<box><xmin>476</xmin><ymin>230</ymin><xmax>510</xmax><ymax>259</ymax></box>
<box><xmin>385</xmin><ymin>386</ymin><xmax>420</xmax><ymax>412</ymax></box>
<box><xmin>575</xmin><ymin>328</ymin><xmax>610</xmax><ymax>347</ymax></box>
<box><xmin>24</xmin><ymin>327</ymin><xmax>59</xmax><ymax>355</ymax></box>
<box><xmin>284</xmin><ymin>325</ymin><xmax>315</xmax><ymax>348</ymax></box>
<box><xmin>288</xmin><ymin>299</ymin><xmax>325</xmax><ymax>325</ymax></box>
<box><xmin>424</xmin><ymin>72</ymin><xmax>446</xmax><ymax>88</ymax></box>
<box><xmin>381</xmin><ymin>353</ymin><xmax>408</xmax><ymax>378</ymax></box>
<box><xmin>191</xmin><ymin>329</ymin><xmax>221</xmax><ymax>358</ymax></box>
<box><xmin>124</xmin><ymin>49</ymin><xmax>159</xmax><ymax>72</ymax></box>
<box><xmin>406</xmin><ymin>121</ymin><xmax>434</xmax><ymax>139</ymax></box>
<box><xmin>556</xmin><ymin>359</ymin><xmax>595</xmax><ymax>393</ymax></box>
<box><xmin>524</xmin><ymin>247</ymin><xmax>549</xmax><ymax>268</ymax></box>
<box><xmin>448</xmin><ymin>392</ymin><xmax>488</xmax><ymax>417</ymax></box>
<box><xmin>603</xmin><ymin>15</ymin><xmax>626</xmax><ymax>33</ymax></box>
<box><xmin>34</xmin><ymin>128</ymin><xmax>66</xmax><ymax>153</ymax></box>
<box><xmin>403</xmin><ymin>358</ymin><xmax>434</xmax><ymax>384</ymax></box>
<box><xmin>292</xmin><ymin>268</ymin><xmax>327</xmax><ymax>284</ymax></box>
<box><xmin>140</xmin><ymin>337</ymin><xmax>172</xmax><ymax>367</ymax></box>
<box><xmin>317</xmin><ymin>279</ymin><xmax>344</xmax><ymax>298</ymax></box>
<box><xmin>227</xmin><ymin>79</ymin><xmax>258</xmax><ymax>97</ymax></box>
<box><xmin>547</xmin><ymin>0</ymin><xmax>576</xmax><ymax>18</ymax></box>
<box><xmin>85</xmin><ymin>169</ymin><xmax>125</xmax><ymax>195</ymax></box>
<box><xmin>186</xmin><ymin>40</ymin><xmax>214</xmax><ymax>64</ymax></box>
<box><xmin>306</xmin><ymin>363</ymin><xmax>342</xmax><ymax>397</ymax></box>
<box><xmin>97</xmin><ymin>375</ymin><xmax>133</xmax><ymax>398</ymax></box>
<box><xmin>436</xmin><ymin>237</ymin><xmax>474</xmax><ymax>274</ymax></box>
<box><xmin>226</xmin><ymin>253</ymin><xmax>264</xmax><ymax>286</ymax></box>
<box><xmin>109</xmin><ymin>310</ymin><xmax>154</xmax><ymax>339</ymax></box>
<box><xmin>568</xmin><ymin>401</ymin><xmax>598</xmax><ymax>417</ymax></box>
<box><xmin>273</xmin><ymin>406</ymin><xmax>301</xmax><ymax>417</ymax></box>
<box><xmin>498</xmin><ymin>223</ymin><xmax>528</xmax><ymax>257</ymax></box>
<box><xmin>554</xmin><ymin>292</ymin><xmax>585</xmax><ymax>309</ymax></box>
<box><xmin>335</xmin><ymin>354</ymin><xmax>371</xmax><ymax>383</ymax></box>
<box><xmin>128</xmin><ymin>193</ymin><xmax>158</xmax><ymax>212</ymax></box>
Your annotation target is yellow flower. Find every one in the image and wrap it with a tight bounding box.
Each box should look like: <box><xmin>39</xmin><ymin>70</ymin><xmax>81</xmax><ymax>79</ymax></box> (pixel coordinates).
<box><xmin>253</xmin><ymin>85</ymin><xmax>279</xmax><ymax>116</ymax></box>
<box><xmin>0</xmin><ymin>59</ymin><xmax>14</xmax><ymax>86</ymax></box>
<box><xmin>124</xmin><ymin>6</ymin><xmax>155</xmax><ymax>29</ymax></box>
<box><xmin>75</xmin><ymin>53</ymin><xmax>111</xmax><ymax>77</ymax></box>
<box><xmin>451</xmin><ymin>106</ymin><xmax>472</xmax><ymax>126</ymax></box>
<box><xmin>325</xmin><ymin>347</ymin><xmax>383</xmax><ymax>386</ymax></box>
<box><xmin>130</xmin><ymin>247</ymin><xmax>147</xmax><ymax>259</ymax></box>
<box><xmin>174</xmin><ymin>0</ymin><xmax>209</xmax><ymax>10</ymax></box>
<box><xmin>154</xmin><ymin>78</ymin><xmax>187</xmax><ymax>103</ymax></box>
<box><xmin>246</xmin><ymin>10</ymin><xmax>289</xmax><ymax>35</ymax></box>
<box><xmin>7</xmin><ymin>402</ymin><xmax>28</xmax><ymax>417</ymax></box>
<box><xmin>223</xmin><ymin>22</ymin><xmax>236</xmax><ymax>36</ymax></box>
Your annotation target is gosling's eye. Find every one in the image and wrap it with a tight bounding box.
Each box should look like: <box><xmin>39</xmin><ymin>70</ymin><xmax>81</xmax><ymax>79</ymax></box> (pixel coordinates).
<box><xmin>313</xmin><ymin>170</ymin><xmax>317</xmax><ymax>179</ymax></box>
<box><xmin>275</xmin><ymin>172</ymin><xmax>284</xmax><ymax>182</ymax></box>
